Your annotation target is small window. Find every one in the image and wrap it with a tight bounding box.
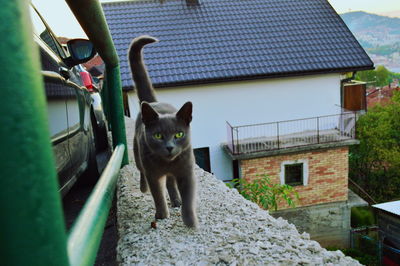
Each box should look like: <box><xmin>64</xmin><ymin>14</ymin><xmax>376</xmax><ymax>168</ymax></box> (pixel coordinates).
<box><xmin>280</xmin><ymin>160</ymin><xmax>308</xmax><ymax>186</ymax></box>
<box><xmin>285</xmin><ymin>163</ymin><xmax>303</xmax><ymax>186</ymax></box>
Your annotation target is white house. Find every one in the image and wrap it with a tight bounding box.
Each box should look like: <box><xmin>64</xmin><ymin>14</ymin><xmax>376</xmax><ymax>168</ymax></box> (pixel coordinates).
<box><xmin>127</xmin><ymin>74</ymin><xmax>347</xmax><ymax>180</ymax></box>
<box><xmin>103</xmin><ymin>0</ymin><xmax>373</xmax><ymax>181</ymax></box>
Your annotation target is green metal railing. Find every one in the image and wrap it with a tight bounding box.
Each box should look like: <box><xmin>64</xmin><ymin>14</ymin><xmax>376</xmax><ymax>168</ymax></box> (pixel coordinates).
<box><xmin>68</xmin><ymin>144</ymin><xmax>125</xmax><ymax>266</ymax></box>
<box><xmin>0</xmin><ymin>1</ymin><xmax>128</xmax><ymax>265</ymax></box>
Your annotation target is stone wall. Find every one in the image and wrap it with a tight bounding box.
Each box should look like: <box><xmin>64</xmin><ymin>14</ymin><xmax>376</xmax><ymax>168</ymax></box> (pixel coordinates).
<box><xmin>271</xmin><ymin>200</ymin><xmax>352</xmax><ymax>248</ymax></box>
<box><xmin>119</xmin><ymin>117</ymin><xmax>361</xmax><ymax>263</ymax></box>
<box><xmin>240</xmin><ymin>146</ymin><xmax>349</xmax><ymax>209</ymax></box>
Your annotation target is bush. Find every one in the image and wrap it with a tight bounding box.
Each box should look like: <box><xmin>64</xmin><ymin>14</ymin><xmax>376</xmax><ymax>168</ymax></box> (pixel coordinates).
<box><xmin>327</xmin><ymin>247</ymin><xmax>378</xmax><ymax>266</ymax></box>
<box><xmin>351</xmin><ymin>207</ymin><xmax>376</xmax><ymax>228</ymax></box>
<box><xmin>350</xmin><ymin>91</ymin><xmax>400</xmax><ymax>202</ymax></box>
<box><xmin>227</xmin><ymin>175</ymin><xmax>300</xmax><ymax>211</ymax></box>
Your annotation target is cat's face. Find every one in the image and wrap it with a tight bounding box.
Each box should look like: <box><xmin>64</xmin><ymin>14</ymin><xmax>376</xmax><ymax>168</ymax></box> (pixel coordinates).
<box><xmin>142</xmin><ymin>102</ymin><xmax>192</xmax><ymax>161</ymax></box>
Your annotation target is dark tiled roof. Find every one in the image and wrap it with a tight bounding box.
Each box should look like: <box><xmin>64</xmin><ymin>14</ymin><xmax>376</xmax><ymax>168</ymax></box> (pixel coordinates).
<box><xmin>102</xmin><ymin>0</ymin><xmax>374</xmax><ymax>89</ymax></box>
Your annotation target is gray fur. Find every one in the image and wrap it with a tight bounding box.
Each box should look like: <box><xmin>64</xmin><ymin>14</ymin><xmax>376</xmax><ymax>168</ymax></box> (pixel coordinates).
<box><xmin>128</xmin><ymin>35</ymin><xmax>198</xmax><ymax>228</ymax></box>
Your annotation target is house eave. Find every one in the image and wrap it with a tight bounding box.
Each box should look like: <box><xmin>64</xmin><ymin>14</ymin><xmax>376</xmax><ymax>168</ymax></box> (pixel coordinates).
<box><xmin>123</xmin><ymin>65</ymin><xmax>375</xmax><ymax>91</ymax></box>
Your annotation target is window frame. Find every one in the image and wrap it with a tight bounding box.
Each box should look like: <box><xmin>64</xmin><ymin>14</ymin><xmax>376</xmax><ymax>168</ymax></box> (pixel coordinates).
<box><xmin>280</xmin><ymin>159</ymin><xmax>308</xmax><ymax>186</ymax></box>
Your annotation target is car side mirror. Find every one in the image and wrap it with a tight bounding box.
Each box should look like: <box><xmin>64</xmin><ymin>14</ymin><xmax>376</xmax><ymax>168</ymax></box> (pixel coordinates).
<box><xmin>65</xmin><ymin>39</ymin><xmax>96</xmax><ymax>67</ymax></box>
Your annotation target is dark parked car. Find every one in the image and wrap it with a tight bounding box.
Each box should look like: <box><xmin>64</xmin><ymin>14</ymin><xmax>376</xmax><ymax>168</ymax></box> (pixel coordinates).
<box><xmin>30</xmin><ymin>4</ymin><xmax>109</xmax><ymax>196</ymax></box>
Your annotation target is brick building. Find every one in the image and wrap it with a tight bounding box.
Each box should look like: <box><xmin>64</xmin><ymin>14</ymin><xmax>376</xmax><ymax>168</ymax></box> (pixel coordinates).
<box><xmin>241</xmin><ymin>146</ymin><xmax>349</xmax><ymax>209</ymax></box>
<box><xmin>225</xmin><ymin>122</ymin><xmax>367</xmax><ymax>247</ymax></box>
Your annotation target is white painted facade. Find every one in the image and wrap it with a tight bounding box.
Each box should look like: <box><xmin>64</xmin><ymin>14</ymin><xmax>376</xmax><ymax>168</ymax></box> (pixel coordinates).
<box><xmin>127</xmin><ymin>73</ymin><xmax>343</xmax><ymax>180</ymax></box>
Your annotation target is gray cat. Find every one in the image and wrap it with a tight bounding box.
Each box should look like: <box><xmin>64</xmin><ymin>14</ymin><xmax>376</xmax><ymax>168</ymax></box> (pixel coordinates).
<box><xmin>128</xmin><ymin>35</ymin><xmax>198</xmax><ymax>228</ymax></box>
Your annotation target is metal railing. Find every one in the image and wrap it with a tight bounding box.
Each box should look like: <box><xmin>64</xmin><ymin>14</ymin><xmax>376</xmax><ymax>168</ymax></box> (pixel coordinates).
<box><xmin>227</xmin><ymin>111</ymin><xmax>358</xmax><ymax>155</ymax></box>
<box><xmin>68</xmin><ymin>144</ymin><xmax>125</xmax><ymax>266</ymax></box>
<box><xmin>349</xmin><ymin>178</ymin><xmax>377</xmax><ymax>205</ymax></box>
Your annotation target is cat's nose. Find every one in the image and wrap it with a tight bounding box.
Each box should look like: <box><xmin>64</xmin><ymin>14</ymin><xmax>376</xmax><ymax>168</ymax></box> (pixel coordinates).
<box><xmin>166</xmin><ymin>146</ymin><xmax>173</xmax><ymax>153</ymax></box>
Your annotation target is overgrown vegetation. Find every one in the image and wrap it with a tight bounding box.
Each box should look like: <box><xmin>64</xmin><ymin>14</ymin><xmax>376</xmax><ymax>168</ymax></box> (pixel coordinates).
<box><xmin>351</xmin><ymin>207</ymin><xmax>376</xmax><ymax>228</ymax></box>
<box><xmin>227</xmin><ymin>175</ymin><xmax>299</xmax><ymax>211</ymax></box>
<box><xmin>355</xmin><ymin>65</ymin><xmax>400</xmax><ymax>87</ymax></box>
<box><xmin>327</xmin><ymin>246</ymin><xmax>378</xmax><ymax>266</ymax></box>
<box><xmin>349</xmin><ymin>91</ymin><xmax>400</xmax><ymax>202</ymax></box>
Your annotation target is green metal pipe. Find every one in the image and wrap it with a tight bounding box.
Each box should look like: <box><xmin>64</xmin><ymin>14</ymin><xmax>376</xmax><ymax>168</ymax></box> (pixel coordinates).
<box><xmin>100</xmin><ymin>77</ymin><xmax>110</xmax><ymax>124</ymax></box>
<box><xmin>65</xmin><ymin>0</ymin><xmax>129</xmax><ymax>165</ymax></box>
<box><xmin>68</xmin><ymin>144</ymin><xmax>125</xmax><ymax>266</ymax></box>
<box><xmin>0</xmin><ymin>1</ymin><xmax>69</xmax><ymax>265</ymax></box>
<box><xmin>106</xmin><ymin>65</ymin><xmax>129</xmax><ymax>165</ymax></box>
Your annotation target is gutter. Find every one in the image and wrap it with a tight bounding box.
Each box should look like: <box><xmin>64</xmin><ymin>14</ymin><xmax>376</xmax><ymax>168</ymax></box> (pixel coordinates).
<box><xmin>124</xmin><ymin>65</ymin><xmax>375</xmax><ymax>91</ymax></box>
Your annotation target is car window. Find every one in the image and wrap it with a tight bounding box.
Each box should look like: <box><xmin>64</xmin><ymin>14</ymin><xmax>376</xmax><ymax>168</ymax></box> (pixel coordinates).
<box><xmin>30</xmin><ymin>6</ymin><xmax>66</xmax><ymax>59</ymax></box>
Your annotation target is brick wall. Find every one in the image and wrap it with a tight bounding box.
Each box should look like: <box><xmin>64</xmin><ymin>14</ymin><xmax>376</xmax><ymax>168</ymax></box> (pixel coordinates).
<box><xmin>240</xmin><ymin>147</ymin><xmax>349</xmax><ymax>210</ymax></box>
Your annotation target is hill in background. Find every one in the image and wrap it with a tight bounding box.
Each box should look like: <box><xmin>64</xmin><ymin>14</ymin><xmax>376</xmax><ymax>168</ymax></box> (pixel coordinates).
<box><xmin>341</xmin><ymin>11</ymin><xmax>400</xmax><ymax>73</ymax></box>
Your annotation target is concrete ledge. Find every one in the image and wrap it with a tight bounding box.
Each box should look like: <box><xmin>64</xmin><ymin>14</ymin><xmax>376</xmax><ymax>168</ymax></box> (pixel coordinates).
<box><xmin>223</xmin><ymin>139</ymin><xmax>360</xmax><ymax>160</ymax></box>
<box><xmin>117</xmin><ymin>117</ymin><xmax>361</xmax><ymax>265</ymax></box>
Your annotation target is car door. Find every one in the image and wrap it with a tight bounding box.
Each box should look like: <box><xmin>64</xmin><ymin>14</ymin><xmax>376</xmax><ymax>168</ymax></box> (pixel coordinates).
<box><xmin>30</xmin><ymin>6</ymin><xmax>73</xmax><ymax>188</ymax></box>
<box><xmin>65</xmin><ymin>66</ymin><xmax>91</xmax><ymax>174</ymax></box>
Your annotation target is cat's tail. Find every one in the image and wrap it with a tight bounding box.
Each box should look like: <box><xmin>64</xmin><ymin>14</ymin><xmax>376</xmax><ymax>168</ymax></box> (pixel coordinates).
<box><xmin>128</xmin><ymin>35</ymin><xmax>158</xmax><ymax>103</ymax></box>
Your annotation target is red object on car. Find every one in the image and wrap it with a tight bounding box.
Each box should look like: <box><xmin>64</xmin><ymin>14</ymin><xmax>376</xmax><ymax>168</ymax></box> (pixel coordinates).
<box><xmin>79</xmin><ymin>71</ymin><xmax>95</xmax><ymax>92</ymax></box>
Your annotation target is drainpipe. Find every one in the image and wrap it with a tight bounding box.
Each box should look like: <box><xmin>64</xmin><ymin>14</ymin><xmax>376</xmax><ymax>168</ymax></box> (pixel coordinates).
<box><xmin>0</xmin><ymin>1</ymin><xmax>69</xmax><ymax>265</ymax></box>
<box><xmin>65</xmin><ymin>0</ymin><xmax>129</xmax><ymax>166</ymax></box>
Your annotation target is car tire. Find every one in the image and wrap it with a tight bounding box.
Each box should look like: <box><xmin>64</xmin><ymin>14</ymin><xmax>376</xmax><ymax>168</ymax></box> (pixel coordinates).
<box><xmin>91</xmin><ymin>110</ymin><xmax>110</xmax><ymax>152</ymax></box>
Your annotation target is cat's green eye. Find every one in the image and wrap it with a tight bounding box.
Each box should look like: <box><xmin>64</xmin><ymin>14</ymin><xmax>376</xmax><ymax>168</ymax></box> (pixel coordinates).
<box><xmin>175</xmin><ymin>132</ymin><xmax>185</xmax><ymax>139</ymax></box>
<box><xmin>154</xmin><ymin>133</ymin><xmax>163</xmax><ymax>139</ymax></box>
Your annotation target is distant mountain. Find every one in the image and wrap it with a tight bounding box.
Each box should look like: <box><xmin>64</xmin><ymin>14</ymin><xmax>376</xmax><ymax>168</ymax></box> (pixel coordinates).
<box><xmin>378</xmin><ymin>10</ymin><xmax>400</xmax><ymax>19</ymax></box>
<box><xmin>340</xmin><ymin>11</ymin><xmax>400</xmax><ymax>73</ymax></box>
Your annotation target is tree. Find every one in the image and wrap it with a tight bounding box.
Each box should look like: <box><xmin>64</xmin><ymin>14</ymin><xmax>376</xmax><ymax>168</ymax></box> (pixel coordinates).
<box><xmin>375</xmin><ymin>65</ymin><xmax>391</xmax><ymax>87</ymax></box>
<box><xmin>355</xmin><ymin>65</ymin><xmax>392</xmax><ymax>87</ymax></box>
<box><xmin>350</xmin><ymin>91</ymin><xmax>400</xmax><ymax>202</ymax></box>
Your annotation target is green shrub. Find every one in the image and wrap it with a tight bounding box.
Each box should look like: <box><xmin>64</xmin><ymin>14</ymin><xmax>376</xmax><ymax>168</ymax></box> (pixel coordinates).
<box><xmin>351</xmin><ymin>207</ymin><xmax>376</xmax><ymax>228</ymax></box>
<box><xmin>349</xmin><ymin>91</ymin><xmax>400</xmax><ymax>203</ymax></box>
<box><xmin>227</xmin><ymin>175</ymin><xmax>300</xmax><ymax>211</ymax></box>
<box><xmin>327</xmin><ymin>247</ymin><xmax>378</xmax><ymax>266</ymax></box>
<box><xmin>342</xmin><ymin>248</ymin><xmax>378</xmax><ymax>266</ymax></box>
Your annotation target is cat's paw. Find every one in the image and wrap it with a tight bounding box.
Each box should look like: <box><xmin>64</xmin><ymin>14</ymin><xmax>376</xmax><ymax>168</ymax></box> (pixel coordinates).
<box><xmin>182</xmin><ymin>211</ymin><xmax>198</xmax><ymax>228</ymax></box>
<box><xmin>140</xmin><ymin>183</ymin><xmax>149</xmax><ymax>193</ymax></box>
<box><xmin>155</xmin><ymin>210</ymin><xmax>170</xmax><ymax>219</ymax></box>
<box><xmin>170</xmin><ymin>198</ymin><xmax>182</xmax><ymax>208</ymax></box>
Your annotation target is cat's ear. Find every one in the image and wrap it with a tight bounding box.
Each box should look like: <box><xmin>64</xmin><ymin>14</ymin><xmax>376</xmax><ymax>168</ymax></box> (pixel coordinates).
<box><xmin>141</xmin><ymin>102</ymin><xmax>159</xmax><ymax>125</ymax></box>
<box><xmin>176</xmin><ymin>101</ymin><xmax>192</xmax><ymax>125</ymax></box>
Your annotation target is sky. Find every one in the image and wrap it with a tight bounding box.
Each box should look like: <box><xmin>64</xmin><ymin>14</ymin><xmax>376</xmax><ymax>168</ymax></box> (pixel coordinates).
<box><xmin>328</xmin><ymin>0</ymin><xmax>400</xmax><ymax>14</ymax></box>
<box><xmin>32</xmin><ymin>0</ymin><xmax>400</xmax><ymax>39</ymax></box>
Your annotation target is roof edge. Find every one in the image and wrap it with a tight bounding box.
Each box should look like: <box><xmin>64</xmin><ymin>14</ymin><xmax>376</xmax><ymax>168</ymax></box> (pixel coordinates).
<box><xmin>123</xmin><ymin>65</ymin><xmax>375</xmax><ymax>91</ymax></box>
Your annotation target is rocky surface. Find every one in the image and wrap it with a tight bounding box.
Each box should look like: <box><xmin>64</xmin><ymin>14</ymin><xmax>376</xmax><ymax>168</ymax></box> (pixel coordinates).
<box><xmin>117</xmin><ymin>117</ymin><xmax>360</xmax><ymax>265</ymax></box>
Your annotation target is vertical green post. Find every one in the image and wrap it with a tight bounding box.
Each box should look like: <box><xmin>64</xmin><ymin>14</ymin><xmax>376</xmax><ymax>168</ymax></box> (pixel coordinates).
<box><xmin>0</xmin><ymin>1</ymin><xmax>69</xmax><ymax>265</ymax></box>
<box><xmin>100</xmin><ymin>77</ymin><xmax>110</xmax><ymax>124</ymax></box>
<box><xmin>105</xmin><ymin>65</ymin><xmax>129</xmax><ymax>165</ymax></box>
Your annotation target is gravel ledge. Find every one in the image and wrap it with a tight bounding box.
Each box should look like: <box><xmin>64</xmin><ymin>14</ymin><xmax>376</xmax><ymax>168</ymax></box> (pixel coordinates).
<box><xmin>117</xmin><ymin>117</ymin><xmax>360</xmax><ymax>265</ymax></box>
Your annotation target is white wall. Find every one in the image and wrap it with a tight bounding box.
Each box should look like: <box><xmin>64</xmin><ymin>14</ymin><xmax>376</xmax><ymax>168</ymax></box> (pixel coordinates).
<box><xmin>128</xmin><ymin>73</ymin><xmax>342</xmax><ymax>180</ymax></box>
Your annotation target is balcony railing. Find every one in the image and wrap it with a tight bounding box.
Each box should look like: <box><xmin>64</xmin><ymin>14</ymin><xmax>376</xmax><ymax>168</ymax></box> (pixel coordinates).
<box><xmin>226</xmin><ymin>111</ymin><xmax>358</xmax><ymax>155</ymax></box>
